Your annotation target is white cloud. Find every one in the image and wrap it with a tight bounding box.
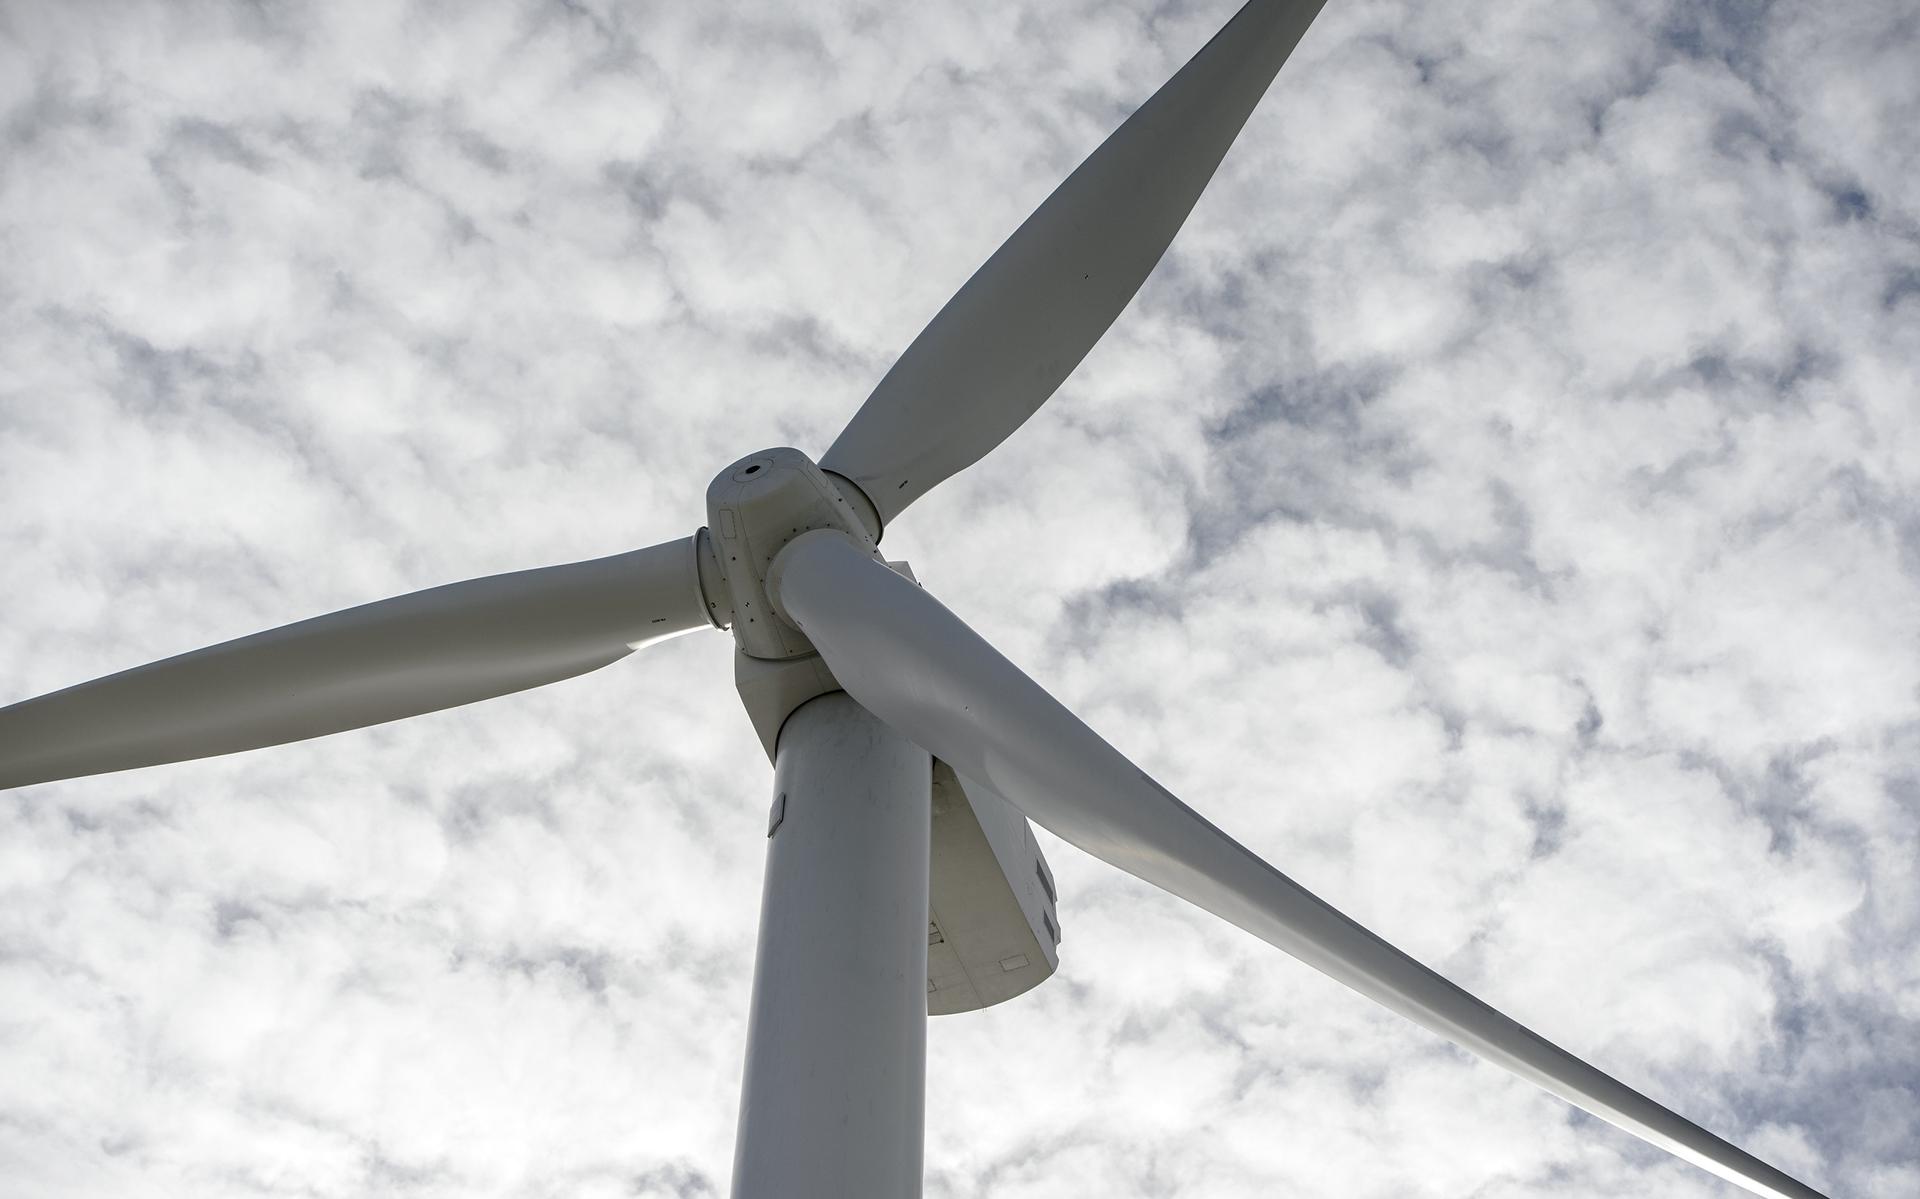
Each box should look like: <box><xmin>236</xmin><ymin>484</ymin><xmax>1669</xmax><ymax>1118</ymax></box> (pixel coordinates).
<box><xmin>3</xmin><ymin>0</ymin><xmax>1916</xmax><ymax>1196</ymax></box>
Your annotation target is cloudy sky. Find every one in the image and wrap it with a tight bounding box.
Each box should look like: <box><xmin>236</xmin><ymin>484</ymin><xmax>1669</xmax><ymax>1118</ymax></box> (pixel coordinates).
<box><xmin>2</xmin><ymin>0</ymin><xmax>1916</xmax><ymax>1195</ymax></box>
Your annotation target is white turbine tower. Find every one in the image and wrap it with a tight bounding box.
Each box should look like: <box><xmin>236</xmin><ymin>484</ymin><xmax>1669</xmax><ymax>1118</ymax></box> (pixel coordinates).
<box><xmin>0</xmin><ymin>2</ymin><xmax>1831</xmax><ymax>1197</ymax></box>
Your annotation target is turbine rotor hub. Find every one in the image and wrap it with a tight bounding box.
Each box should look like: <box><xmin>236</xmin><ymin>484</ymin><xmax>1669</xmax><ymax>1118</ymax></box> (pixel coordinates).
<box><xmin>701</xmin><ymin>447</ymin><xmax>879</xmax><ymax>660</ymax></box>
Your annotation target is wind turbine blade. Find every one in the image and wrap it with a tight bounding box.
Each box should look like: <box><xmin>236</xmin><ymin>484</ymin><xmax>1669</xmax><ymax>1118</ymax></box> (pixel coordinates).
<box><xmin>766</xmin><ymin>530</ymin><xmax>1830</xmax><ymax>1199</ymax></box>
<box><xmin>820</xmin><ymin>0</ymin><xmax>1328</xmax><ymax>529</ymax></box>
<box><xmin>0</xmin><ymin>536</ymin><xmax>711</xmax><ymax>790</ymax></box>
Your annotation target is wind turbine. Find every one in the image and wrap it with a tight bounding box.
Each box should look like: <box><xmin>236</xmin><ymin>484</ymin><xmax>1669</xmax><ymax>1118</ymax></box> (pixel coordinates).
<box><xmin>0</xmin><ymin>0</ymin><xmax>1833</xmax><ymax>1196</ymax></box>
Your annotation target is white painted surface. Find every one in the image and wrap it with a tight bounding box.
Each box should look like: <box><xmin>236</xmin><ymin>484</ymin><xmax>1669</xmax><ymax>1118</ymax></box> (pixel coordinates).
<box><xmin>926</xmin><ymin>762</ymin><xmax>1059</xmax><ymax>1016</ymax></box>
<box><xmin>731</xmin><ymin>692</ymin><xmax>932</xmax><ymax>1199</ymax></box>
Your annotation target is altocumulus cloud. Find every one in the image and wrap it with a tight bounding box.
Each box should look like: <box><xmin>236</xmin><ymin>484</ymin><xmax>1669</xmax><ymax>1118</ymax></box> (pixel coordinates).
<box><xmin>1</xmin><ymin>0</ymin><xmax>1916</xmax><ymax>1197</ymax></box>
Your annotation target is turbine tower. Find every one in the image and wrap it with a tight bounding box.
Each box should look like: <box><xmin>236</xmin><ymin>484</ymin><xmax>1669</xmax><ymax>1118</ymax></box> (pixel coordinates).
<box><xmin>0</xmin><ymin>2</ymin><xmax>1830</xmax><ymax>1197</ymax></box>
